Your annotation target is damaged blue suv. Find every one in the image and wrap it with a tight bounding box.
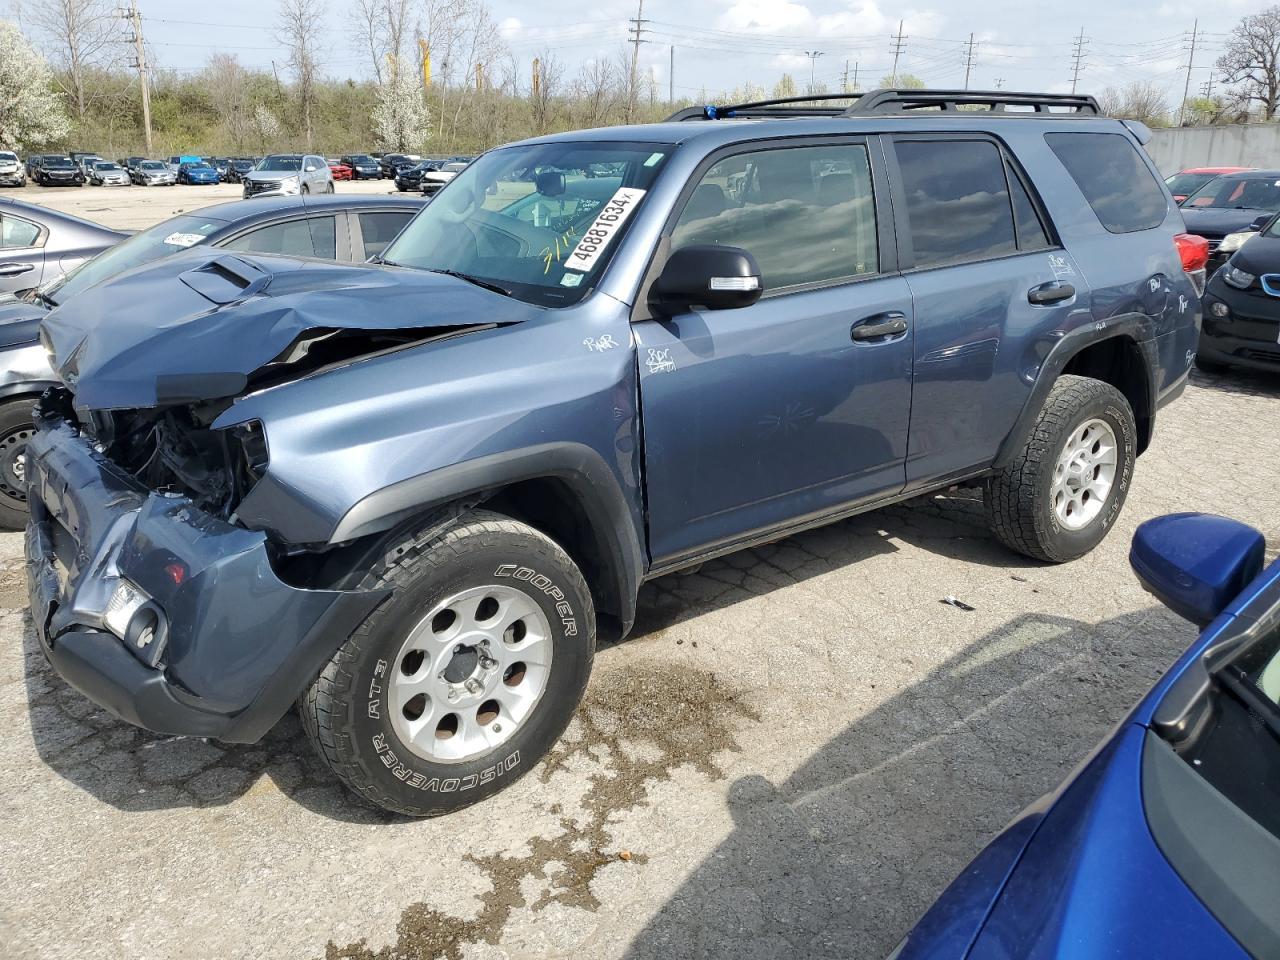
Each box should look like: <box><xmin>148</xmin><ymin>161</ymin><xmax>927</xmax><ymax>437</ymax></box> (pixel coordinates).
<box><xmin>27</xmin><ymin>91</ymin><xmax>1205</xmax><ymax>816</ymax></box>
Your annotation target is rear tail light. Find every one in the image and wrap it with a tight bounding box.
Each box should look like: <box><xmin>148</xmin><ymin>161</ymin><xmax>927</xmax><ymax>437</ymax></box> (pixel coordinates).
<box><xmin>1175</xmin><ymin>232</ymin><xmax>1209</xmax><ymax>274</ymax></box>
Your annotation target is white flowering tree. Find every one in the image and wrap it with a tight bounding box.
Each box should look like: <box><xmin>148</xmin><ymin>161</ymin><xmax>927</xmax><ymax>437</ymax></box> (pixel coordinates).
<box><xmin>372</xmin><ymin>68</ymin><xmax>430</xmax><ymax>152</ymax></box>
<box><xmin>0</xmin><ymin>20</ymin><xmax>70</xmax><ymax>150</ymax></box>
<box><xmin>251</xmin><ymin>104</ymin><xmax>282</xmax><ymax>151</ymax></box>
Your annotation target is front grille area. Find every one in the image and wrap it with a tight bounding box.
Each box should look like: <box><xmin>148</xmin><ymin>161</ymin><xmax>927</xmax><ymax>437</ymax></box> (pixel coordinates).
<box><xmin>246</xmin><ymin>179</ymin><xmax>280</xmax><ymax>195</ymax></box>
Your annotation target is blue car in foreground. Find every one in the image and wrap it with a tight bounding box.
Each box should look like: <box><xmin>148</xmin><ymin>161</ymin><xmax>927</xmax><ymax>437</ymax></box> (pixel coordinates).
<box><xmin>895</xmin><ymin>513</ymin><xmax>1280</xmax><ymax>959</ymax></box>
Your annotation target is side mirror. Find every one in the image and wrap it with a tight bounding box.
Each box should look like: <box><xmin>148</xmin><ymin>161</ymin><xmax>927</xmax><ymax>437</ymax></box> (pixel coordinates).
<box><xmin>1250</xmin><ymin>213</ymin><xmax>1274</xmax><ymax>231</ymax></box>
<box><xmin>1130</xmin><ymin>513</ymin><xmax>1266</xmax><ymax>626</ymax></box>
<box><xmin>652</xmin><ymin>244</ymin><xmax>763</xmax><ymax>311</ymax></box>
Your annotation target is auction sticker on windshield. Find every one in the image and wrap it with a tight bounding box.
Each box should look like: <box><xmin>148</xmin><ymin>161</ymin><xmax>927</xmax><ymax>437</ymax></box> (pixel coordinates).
<box><xmin>564</xmin><ymin>188</ymin><xmax>646</xmax><ymax>273</ymax></box>
<box><xmin>163</xmin><ymin>233</ymin><xmax>205</xmax><ymax>248</ymax></box>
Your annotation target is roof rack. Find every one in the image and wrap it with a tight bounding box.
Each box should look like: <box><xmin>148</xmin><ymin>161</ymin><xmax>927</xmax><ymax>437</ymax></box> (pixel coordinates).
<box><xmin>665</xmin><ymin>88</ymin><xmax>1101</xmax><ymax>122</ymax></box>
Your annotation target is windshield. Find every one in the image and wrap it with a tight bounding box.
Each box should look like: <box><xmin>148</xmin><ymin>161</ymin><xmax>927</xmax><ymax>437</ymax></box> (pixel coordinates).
<box><xmin>95</xmin><ymin>163</ymin><xmax>119</xmax><ymax>171</ymax></box>
<box><xmin>443</xmin><ymin>162</ymin><xmax>468</xmax><ymax>173</ymax></box>
<box><xmin>0</xmin><ymin>153</ymin><xmax>16</xmax><ymax>162</ymax></box>
<box><xmin>184</xmin><ymin>163</ymin><xmax>212</xmax><ymax>170</ymax></box>
<box><xmin>42</xmin><ymin>214</ymin><xmax>224</xmax><ymax>305</ymax></box>
<box><xmin>350</xmin><ymin>155</ymin><xmax>373</xmax><ymax>163</ymax></box>
<box><xmin>45</xmin><ymin>159</ymin><xmax>73</xmax><ymax>169</ymax></box>
<box><xmin>140</xmin><ymin>161</ymin><xmax>164</xmax><ymax>170</ymax></box>
<box><xmin>258</xmin><ymin>155</ymin><xmax>302</xmax><ymax>172</ymax></box>
<box><xmin>1184</xmin><ymin>176</ymin><xmax>1280</xmax><ymax>211</ymax></box>
<box><xmin>1165</xmin><ymin>172</ymin><xmax>1217</xmax><ymax>197</ymax></box>
<box><xmin>381</xmin><ymin>140</ymin><xmax>671</xmax><ymax>307</ymax></box>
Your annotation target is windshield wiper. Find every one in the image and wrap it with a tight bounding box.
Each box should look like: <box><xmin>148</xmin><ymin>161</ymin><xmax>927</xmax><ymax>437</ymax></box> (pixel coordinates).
<box><xmin>428</xmin><ymin>268</ymin><xmax>512</xmax><ymax>297</ymax></box>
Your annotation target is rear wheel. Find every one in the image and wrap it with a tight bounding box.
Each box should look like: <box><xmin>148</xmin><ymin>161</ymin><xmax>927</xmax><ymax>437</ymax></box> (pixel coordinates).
<box><xmin>0</xmin><ymin>399</ymin><xmax>36</xmax><ymax>530</ymax></box>
<box><xmin>300</xmin><ymin>509</ymin><xmax>595</xmax><ymax>816</ymax></box>
<box><xmin>985</xmin><ymin>375</ymin><xmax>1136</xmax><ymax>562</ymax></box>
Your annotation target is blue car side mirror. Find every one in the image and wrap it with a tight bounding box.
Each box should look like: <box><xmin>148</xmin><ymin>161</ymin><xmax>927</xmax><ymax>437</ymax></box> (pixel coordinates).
<box><xmin>1130</xmin><ymin>513</ymin><xmax>1266</xmax><ymax>626</ymax></box>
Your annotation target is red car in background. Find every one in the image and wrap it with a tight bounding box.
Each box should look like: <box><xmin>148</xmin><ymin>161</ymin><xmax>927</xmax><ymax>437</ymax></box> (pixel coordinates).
<box><xmin>327</xmin><ymin>159</ymin><xmax>353</xmax><ymax>181</ymax></box>
<box><xmin>1165</xmin><ymin>166</ymin><xmax>1253</xmax><ymax>204</ymax></box>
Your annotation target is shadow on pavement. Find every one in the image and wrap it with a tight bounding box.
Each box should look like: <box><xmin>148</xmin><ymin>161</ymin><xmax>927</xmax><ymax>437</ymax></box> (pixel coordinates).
<box><xmin>623</xmin><ymin>604</ymin><xmax>1192</xmax><ymax>960</ymax></box>
<box><xmin>1189</xmin><ymin>363</ymin><xmax>1280</xmax><ymax>398</ymax></box>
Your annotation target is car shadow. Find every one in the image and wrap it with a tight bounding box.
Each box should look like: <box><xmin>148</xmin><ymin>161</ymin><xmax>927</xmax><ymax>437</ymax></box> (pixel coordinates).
<box><xmin>621</xmin><ymin>604</ymin><xmax>1193</xmax><ymax>960</ymax></box>
<box><xmin>1190</xmin><ymin>363</ymin><xmax>1280</xmax><ymax>397</ymax></box>
<box><xmin>21</xmin><ymin>489</ymin><xmax>1035</xmax><ymax>821</ymax></box>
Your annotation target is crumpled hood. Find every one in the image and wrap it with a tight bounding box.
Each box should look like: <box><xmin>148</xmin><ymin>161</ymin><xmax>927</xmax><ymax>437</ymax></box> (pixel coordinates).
<box><xmin>41</xmin><ymin>250</ymin><xmax>539</xmax><ymax>409</ymax></box>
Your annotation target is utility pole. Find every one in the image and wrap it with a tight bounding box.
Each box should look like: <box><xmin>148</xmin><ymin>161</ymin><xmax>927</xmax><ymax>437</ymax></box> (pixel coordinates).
<box><xmin>994</xmin><ymin>77</ymin><xmax>1005</xmax><ymax>89</ymax></box>
<box><xmin>1201</xmin><ymin>72</ymin><xmax>1215</xmax><ymax>99</ymax></box>
<box><xmin>963</xmin><ymin>32</ymin><xmax>977</xmax><ymax>91</ymax></box>
<box><xmin>842</xmin><ymin>58</ymin><xmax>850</xmax><ymax>93</ymax></box>
<box><xmin>1179</xmin><ymin>19</ymin><xmax>1199</xmax><ymax>125</ymax></box>
<box><xmin>118</xmin><ymin>0</ymin><xmax>152</xmax><ymax>154</ymax></box>
<box><xmin>1069</xmin><ymin>28</ymin><xmax>1088</xmax><ymax>94</ymax></box>
<box><xmin>669</xmin><ymin>45</ymin><xmax>674</xmax><ymax>103</ymax></box>
<box><xmin>852</xmin><ymin>61</ymin><xmax>859</xmax><ymax>92</ymax></box>
<box><xmin>890</xmin><ymin>20</ymin><xmax>906</xmax><ymax>86</ymax></box>
<box><xmin>627</xmin><ymin>0</ymin><xmax>648</xmax><ymax>122</ymax></box>
<box><xmin>531</xmin><ymin>57</ymin><xmax>541</xmax><ymax>100</ymax></box>
<box><xmin>804</xmin><ymin>50</ymin><xmax>824</xmax><ymax>93</ymax></box>
<box><xmin>649</xmin><ymin>66</ymin><xmax>656</xmax><ymax>106</ymax></box>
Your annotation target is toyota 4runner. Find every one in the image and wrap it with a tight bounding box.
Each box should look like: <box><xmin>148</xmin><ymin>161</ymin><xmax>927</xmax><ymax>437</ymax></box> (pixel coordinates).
<box><xmin>26</xmin><ymin>90</ymin><xmax>1207</xmax><ymax>815</ymax></box>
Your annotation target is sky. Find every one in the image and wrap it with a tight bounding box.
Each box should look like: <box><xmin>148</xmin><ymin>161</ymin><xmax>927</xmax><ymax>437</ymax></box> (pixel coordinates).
<box><xmin>18</xmin><ymin>0</ymin><xmax>1280</xmax><ymax>106</ymax></box>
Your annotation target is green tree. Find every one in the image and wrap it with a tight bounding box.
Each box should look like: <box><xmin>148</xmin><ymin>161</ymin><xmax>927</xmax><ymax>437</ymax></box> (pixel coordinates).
<box><xmin>772</xmin><ymin>74</ymin><xmax>798</xmax><ymax>99</ymax></box>
<box><xmin>0</xmin><ymin>20</ymin><xmax>70</xmax><ymax>149</ymax></box>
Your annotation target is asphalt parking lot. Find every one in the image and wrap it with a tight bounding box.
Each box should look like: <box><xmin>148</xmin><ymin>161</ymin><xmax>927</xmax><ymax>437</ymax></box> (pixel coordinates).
<box><xmin>2</xmin><ymin>185</ymin><xmax>1279</xmax><ymax>960</ymax></box>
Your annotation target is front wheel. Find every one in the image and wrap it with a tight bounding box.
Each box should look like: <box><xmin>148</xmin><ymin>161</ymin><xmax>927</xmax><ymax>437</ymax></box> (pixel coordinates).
<box><xmin>299</xmin><ymin>509</ymin><xmax>595</xmax><ymax>816</ymax></box>
<box><xmin>985</xmin><ymin>375</ymin><xmax>1136</xmax><ymax>563</ymax></box>
<box><xmin>0</xmin><ymin>399</ymin><xmax>36</xmax><ymax>530</ymax></box>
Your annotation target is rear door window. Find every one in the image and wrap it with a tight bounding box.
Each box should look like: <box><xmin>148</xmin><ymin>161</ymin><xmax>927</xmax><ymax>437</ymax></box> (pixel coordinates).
<box><xmin>357</xmin><ymin>211</ymin><xmax>412</xmax><ymax>260</ymax></box>
<box><xmin>0</xmin><ymin>216</ymin><xmax>40</xmax><ymax>249</ymax></box>
<box><xmin>893</xmin><ymin>139</ymin><xmax>1018</xmax><ymax>268</ymax></box>
<box><xmin>1045</xmin><ymin>132</ymin><xmax>1166</xmax><ymax>233</ymax></box>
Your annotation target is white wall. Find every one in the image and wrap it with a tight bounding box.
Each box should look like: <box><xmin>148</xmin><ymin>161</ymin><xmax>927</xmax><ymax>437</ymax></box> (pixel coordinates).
<box><xmin>1147</xmin><ymin>124</ymin><xmax>1280</xmax><ymax>175</ymax></box>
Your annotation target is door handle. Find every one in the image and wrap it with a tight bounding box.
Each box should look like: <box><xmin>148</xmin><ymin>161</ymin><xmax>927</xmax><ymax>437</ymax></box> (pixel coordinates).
<box><xmin>0</xmin><ymin>263</ymin><xmax>35</xmax><ymax>277</ymax></box>
<box><xmin>851</xmin><ymin>312</ymin><xmax>908</xmax><ymax>342</ymax></box>
<box><xmin>1028</xmin><ymin>281</ymin><xmax>1075</xmax><ymax>305</ymax></box>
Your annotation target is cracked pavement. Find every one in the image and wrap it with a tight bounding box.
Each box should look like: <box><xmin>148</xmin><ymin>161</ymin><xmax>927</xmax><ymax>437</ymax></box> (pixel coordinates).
<box><xmin>2</xmin><ymin>366</ymin><xmax>1278</xmax><ymax>960</ymax></box>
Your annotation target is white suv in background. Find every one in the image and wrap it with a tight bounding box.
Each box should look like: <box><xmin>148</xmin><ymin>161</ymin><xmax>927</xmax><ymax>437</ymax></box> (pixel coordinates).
<box><xmin>241</xmin><ymin>154</ymin><xmax>334</xmax><ymax>199</ymax></box>
<box><xmin>0</xmin><ymin>152</ymin><xmax>26</xmax><ymax>187</ymax></box>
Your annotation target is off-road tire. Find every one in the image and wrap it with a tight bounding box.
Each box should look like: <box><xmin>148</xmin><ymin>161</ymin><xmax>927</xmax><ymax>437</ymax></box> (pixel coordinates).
<box><xmin>985</xmin><ymin>375</ymin><xmax>1136</xmax><ymax>563</ymax></box>
<box><xmin>0</xmin><ymin>399</ymin><xmax>36</xmax><ymax>530</ymax></box>
<box><xmin>299</xmin><ymin>509</ymin><xmax>595</xmax><ymax>816</ymax></box>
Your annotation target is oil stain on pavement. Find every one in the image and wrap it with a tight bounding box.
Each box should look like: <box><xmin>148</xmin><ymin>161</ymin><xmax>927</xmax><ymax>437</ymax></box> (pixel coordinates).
<box><xmin>324</xmin><ymin>661</ymin><xmax>759</xmax><ymax>960</ymax></box>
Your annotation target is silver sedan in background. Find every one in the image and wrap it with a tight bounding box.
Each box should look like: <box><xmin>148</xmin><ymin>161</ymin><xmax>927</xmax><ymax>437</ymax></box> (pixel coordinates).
<box><xmin>0</xmin><ymin>197</ymin><xmax>125</xmax><ymax>295</ymax></box>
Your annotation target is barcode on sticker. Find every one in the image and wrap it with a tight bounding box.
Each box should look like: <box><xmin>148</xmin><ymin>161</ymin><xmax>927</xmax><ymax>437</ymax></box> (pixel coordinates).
<box><xmin>565</xmin><ymin>188</ymin><xmax>646</xmax><ymax>272</ymax></box>
<box><xmin>163</xmin><ymin>233</ymin><xmax>204</xmax><ymax>248</ymax></box>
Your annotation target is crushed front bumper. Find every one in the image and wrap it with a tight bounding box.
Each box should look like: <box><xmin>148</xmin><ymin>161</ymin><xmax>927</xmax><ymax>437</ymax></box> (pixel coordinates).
<box><xmin>25</xmin><ymin>411</ymin><xmax>385</xmax><ymax>742</ymax></box>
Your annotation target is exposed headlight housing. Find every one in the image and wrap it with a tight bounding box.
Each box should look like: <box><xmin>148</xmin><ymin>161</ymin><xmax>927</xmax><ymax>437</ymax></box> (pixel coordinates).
<box><xmin>103</xmin><ymin>577</ymin><xmax>168</xmax><ymax>666</ymax></box>
<box><xmin>1223</xmin><ymin>265</ymin><xmax>1256</xmax><ymax>289</ymax></box>
<box><xmin>1218</xmin><ymin>231</ymin><xmax>1256</xmax><ymax>255</ymax></box>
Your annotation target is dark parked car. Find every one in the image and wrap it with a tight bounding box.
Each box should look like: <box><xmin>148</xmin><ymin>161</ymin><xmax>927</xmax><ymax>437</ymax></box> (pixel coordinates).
<box><xmin>393</xmin><ymin>159</ymin><xmax>444</xmax><ymax>191</ymax></box>
<box><xmin>0</xmin><ymin>194</ymin><xmax>421</xmax><ymax>526</ymax></box>
<box><xmin>894</xmin><ymin>512</ymin><xmax>1280</xmax><ymax>960</ymax></box>
<box><xmin>1198</xmin><ymin>219</ymin><xmax>1280</xmax><ymax>375</ymax></box>
<box><xmin>378</xmin><ymin>152</ymin><xmax>419</xmax><ymax>177</ymax></box>
<box><xmin>223</xmin><ymin>159</ymin><xmax>256</xmax><ymax>183</ymax></box>
<box><xmin>1180</xmin><ymin>169</ymin><xmax>1280</xmax><ymax>271</ymax></box>
<box><xmin>25</xmin><ymin>155</ymin><xmax>54</xmax><ymax>178</ymax></box>
<box><xmin>0</xmin><ymin>196</ymin><xmax>123</xmax><ymax>295</ymax></box>
<box><xmin>33</xmin><ymin>157</ymin><xmax>84</xmax><ymax>187</ymax></box>
<box><xmin>26</xmin><ymin>89</ymin><xmax>1201</xmax><ymax>817</ymax></box>
<box><xmin>340</xmin><ymin>153</ymin><xmax>382</xmax><ymax>179</ymax></box>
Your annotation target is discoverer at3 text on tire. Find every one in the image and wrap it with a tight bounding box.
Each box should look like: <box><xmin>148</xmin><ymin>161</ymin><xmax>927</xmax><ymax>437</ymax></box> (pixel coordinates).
<box><xmin>299</xmin><ymin>510</ymin><xmax>595</xmax><ymax>817</ymax></box>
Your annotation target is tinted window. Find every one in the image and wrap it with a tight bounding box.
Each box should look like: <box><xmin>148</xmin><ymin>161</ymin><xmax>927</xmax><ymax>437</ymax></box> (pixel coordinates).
<box><xmin>672</xmin><ymin>143</ymin><xmax>878</xmax><ymax>290</ymax></box>
<box><xmin>224</xmin><ymin>216</ymin><xmax>336</xmax><ymax>258</ymax></box>
<box><xmin>1008</xmin><ymin>164</ymin><xmax>1051</xmax><ymax>251</ymax></box>
<box><xmin>1165</xmin><ymin>172</ymin><xmax>1216</xmax><ymax>197</ymax></box>
<box><xmin>358</xmin><ymin>211</ymin><xmax>411</xmax><ymax>260</ymax></box>
<box><xmin>0</xmin><ymin>216</ymin><xmax>40</xmax><ymax>249</ymax></box>
<box><xmin>895</xmin><ymin>139</ymin><xmax>1017</xmax><ymax>267</ymax></box>
<box><xmin>1046</xmin><ymin>132</ymin><xmax>1166</xmax><ymax>233</ymax></box>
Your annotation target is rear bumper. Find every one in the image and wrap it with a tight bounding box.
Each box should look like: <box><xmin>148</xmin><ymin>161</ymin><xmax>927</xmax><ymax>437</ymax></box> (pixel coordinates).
<box><xmin>25</xmin><ymin>409</ymin><xmax>385</xmax><ymax>742</ymax></box>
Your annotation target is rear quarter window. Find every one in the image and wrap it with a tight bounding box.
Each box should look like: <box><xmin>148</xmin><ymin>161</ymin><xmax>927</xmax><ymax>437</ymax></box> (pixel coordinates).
<box><xmin>1045</xmin><ymin>132</ymin><xmax>1166</xmax><ymax>234</ymax></box>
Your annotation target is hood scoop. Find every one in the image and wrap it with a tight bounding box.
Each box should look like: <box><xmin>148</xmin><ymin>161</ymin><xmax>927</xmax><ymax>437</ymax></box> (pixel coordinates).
<box><xmin>178</xmin><ymin>256</ymin><xmax>270</xmax><ymax>304</ymax></box>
